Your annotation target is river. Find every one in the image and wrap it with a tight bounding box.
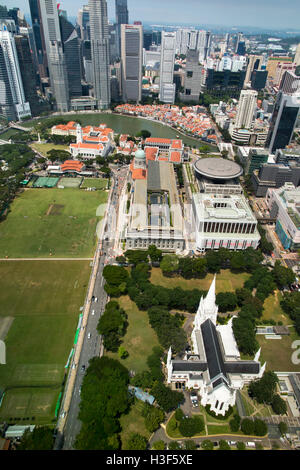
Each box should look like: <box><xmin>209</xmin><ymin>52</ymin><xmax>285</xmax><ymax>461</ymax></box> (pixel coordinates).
<box><xmin>23</xmin><ymin>112</ymin><xmax>217</xmax><ymax>150</ymax></box>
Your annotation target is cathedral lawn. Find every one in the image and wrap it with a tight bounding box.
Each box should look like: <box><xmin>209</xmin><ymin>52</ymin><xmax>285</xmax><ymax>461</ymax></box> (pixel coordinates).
<box><xmin>260</xmin><ymin>291</ymin><xmax>290</xmax><ymax>325</ymax></box>
<box><xmin>119</xmin><ymin>399</ymin><xmax>151</xmax><ymax>450</ymax></box>
<box><xmin>105</xmin><ymin>295</ymin><xmax>160</xmax><ymax>374</ymax></box>
<box><xmin>257</xmin><ymin>327</ymin><xmax>300</xmax><ymax>373</ymax></box>
<box><xmin>150</xmin><ymin>268</ymin><xmax>250</xmax><ymax>293</ymax></box>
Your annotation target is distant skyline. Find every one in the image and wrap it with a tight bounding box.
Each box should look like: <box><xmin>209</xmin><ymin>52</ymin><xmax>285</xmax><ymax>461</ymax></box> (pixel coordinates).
<box><xmin>3</xmin><ymin>0</ymin><xmax>300</xmax><ymax>30</ymax></box>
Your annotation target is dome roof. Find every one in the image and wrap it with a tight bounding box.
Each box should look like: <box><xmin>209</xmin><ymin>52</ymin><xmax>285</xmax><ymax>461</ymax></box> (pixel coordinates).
<box><xmin>135</xmin><ymin>148</ymin><xmax>146</xmax><ymax>160</ymax></box>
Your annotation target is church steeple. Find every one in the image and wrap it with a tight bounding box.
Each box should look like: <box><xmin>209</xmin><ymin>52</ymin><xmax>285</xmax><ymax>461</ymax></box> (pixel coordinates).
<box><xmin>193</xmin><ymin>275</ymin><xmax>218</xmax><ymax>328</ymax></box>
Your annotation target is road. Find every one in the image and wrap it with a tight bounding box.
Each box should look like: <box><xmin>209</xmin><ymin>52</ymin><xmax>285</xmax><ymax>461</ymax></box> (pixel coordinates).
<box><xmin>54</xmin><ymin>166</ymin><xmax>128</xmax><ymax>450</ymax></box>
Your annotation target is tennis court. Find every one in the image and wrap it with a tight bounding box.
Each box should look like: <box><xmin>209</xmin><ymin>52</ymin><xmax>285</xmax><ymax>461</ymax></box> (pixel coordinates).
<box><xmin>33</xmin><ymin>177</ymin><xmax>59</xmax><ymax>188</ymax></box>
<box><xmin>57</xmin><ymin>177</ymin><xmax>83</xmax><ymax>188</ymax></box>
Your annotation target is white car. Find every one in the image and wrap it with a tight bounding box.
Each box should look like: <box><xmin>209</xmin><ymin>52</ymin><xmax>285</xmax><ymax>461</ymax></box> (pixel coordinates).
<box><xmin>88</xmin><ymin>333</ymin><xmax>91</xmax><ymax>339</ymax></box>
<box><xmin>91</xmin><ymin>310</ymin><xmax>95</xmax><ymax>315</ymax></box>
<box><xmin>94</xmin><ymin>297</ymin><xmax>98</xmax><ymax>302</ymax></box>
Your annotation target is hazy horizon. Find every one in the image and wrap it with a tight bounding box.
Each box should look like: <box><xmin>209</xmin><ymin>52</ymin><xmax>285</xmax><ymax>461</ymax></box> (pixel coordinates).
<box><xmin>3</xmin><ymin>0</ymin><xmax>300</xmax><ymax>31</ymax></box>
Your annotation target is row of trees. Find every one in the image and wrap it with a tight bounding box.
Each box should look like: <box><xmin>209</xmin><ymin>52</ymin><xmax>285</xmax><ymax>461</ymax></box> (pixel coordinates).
<box><xmin>0</xmin><ymin>143</ymin><xmax>35</xmax><ymax>217</ymax></box>
<box><xmin>97</xmin><ymin>300</ymin><xmax>127</xmax><ymax>352</ymax></box>
<box><xmin>75</xmin><ymin>356</ymin><xmax>131</xmax><ymax>450</ymax></box>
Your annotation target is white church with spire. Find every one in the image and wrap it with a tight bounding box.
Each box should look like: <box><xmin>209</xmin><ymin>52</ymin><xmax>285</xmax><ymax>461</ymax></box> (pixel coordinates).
<box><xmin>166</xmin><ymin>276</ymin><xmax>266</xmax><ymax>416</ymax></box>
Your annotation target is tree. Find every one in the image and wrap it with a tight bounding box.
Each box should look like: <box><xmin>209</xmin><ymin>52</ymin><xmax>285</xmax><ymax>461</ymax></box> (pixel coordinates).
<box><xmin>168</xmin><ymin>441</ymin><xmax>181</xmax><ymax>450</ymax></box>
<box><xmin>241</xmin><ymin>418</ymin><xmax>255</xmax><ymax>435</ymax></box>
<box><xmin>125</xmin><ymin>433</ymin><xmax>148</xmax><ymax>450</ymax></box>
<box><xmin>201</xmin><ymin>439</ymin><xmax>214</xmax><ymax>450</ymax></box>
<box><xmin>218</xmin><ymin>440</ymin><xmax>231</xmax><ymax>450</ymax></box>
<box><xmin>184</xmin><ymin>440</ymin><xmax>197</xmax><ymax>450</ymax></box>
<box><xmin>142</xmin><ymin>404</ymin><xmax>165</xmax><ymax>433</ymax></box>
<box><xmin>151</xmin><ymin>440</ymin><xmax>165</xmax><ymax>450</ymax></box>
<box><xmin>278</xmin><ymin>422</ymin><xmax>288</xmax><ymax>436</ymax></box>
<box><xmin>148</xmin><ymin>245</ymin><xmax>163</xmax><ymax>263</ymax></box>
<box><xmin>18</xmin><ymin>426</ymin><xmax>54</xmax><ymax>450</ymax></box>
<box><xmin>118</xmin><ymin>345</ymin><xmax>129</xmax><ymax>359</ymax></box>
<box><xmin>271</xmin><ymin>394</ymin><xmax>287</xmax><ymax>415</ymax></box>
<box><xmin>151</xmin><ymin>382</ymin><xmax>184</xmax><ymax>412</ymax></box>
<box><xmin>124</xmin><ymin>249</ymin><xmax>149</xmax><ymax>265</ymax></box>
<box><xmin>253</xmin><ymin>418</ymin><xmax>268</xmax><ymax>436</ymax></box>
<box><xmin>160</xmin><ymin>254</ymin><xmax>179</xmax><ymax>276</ymax></box>
<box><xmin>178</xmin><ymin>416</ymin><xmax>204</xmax><ymax>437</ymax></box>
<box><xmin>216</xmin><ymin>292</ymin><xmax>238</xmax><ymax>313</ymax></box>
<box><xmin>229</xmin><ymin>414</ymin><xmax>241</xmax><ymax>432</ymax></box>
<box><xmin>236</xmin><ymin>441</ymin><xmax>246</xmax><ymax>450</ymax></box>
<box><xmin>272</xmin><ymin>261</ymin><xmax>295</xmax><ymax>289</ymax></box>
<box><xmin>103</xmin><ymin>265</ymin><xmax>129</xmax><ymax>286</ymax></box>
<box><xmin>248</xmin><ymin>371</ymin><xmax>279</xmax><ymax>404</ymax></box>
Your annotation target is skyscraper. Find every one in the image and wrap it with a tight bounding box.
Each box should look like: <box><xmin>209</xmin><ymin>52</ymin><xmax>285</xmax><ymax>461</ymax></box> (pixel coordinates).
<box><xmin>115</xmin><ymin>0</ymin><xmax>128</xmax><ymax>25</ymax></box>
<box><xmin>159</xmin><ymin>31</ymin><xmax>176</xmax><ymax>104</ymax></box>
<box><xmin>180</xmin><ymin>48</ymin><xmax>203</xmax><ymax>102</ymax></box>
<box><xmin>0</xmin><ymin>28</ymin><xmax>31</xmax><ymax>121</ymax></box>
<box><xmin>14</xmin><ymin>34</ymin><xmax>40</xmax><ymax>116</ymax></box>
<box><xmin>267</xmin><ymin>91</ymin><xmax>300</xmax><ymax>153</ymax></box>
<box><xmin>89</xmin><ymin>0</ymin><xmax>110</xmax><ymax>109</ymax></box>
<box><xmin>234</xmin><ymin>89</ymin><xmax>258</xmax><ymax>129</ymax></box>
<box><xmin>121</xmin><ymin>24</ymin><xmax>143</xmax><ymax>103</ymax></box>
<box><xmin>39</xmin><ymin>0</ymin><xmax>69</xmax><ymax>112</ymax></box>
<box><xmin>197</xmin><ymin>30</ymin><xmax>211</xmax><ymax>62</ymax></box>
<box><xmin>59</xmin><ymin>15</ymin><xmax>82</xmax><ymax>97</ymax></box>
<box><xmin>115</xmin><ymin>0</ymin><xmax>128</xmax><ymax>59</ymax></box>
<box><xmin>28</xmin><ymin>0</ymin><xmax>47</xmax><ymax>79</ymax></box>
<box><xmin>78</xmin><ymin>5</ymin><xmax>90</xmax><ymax>41</ymax></box>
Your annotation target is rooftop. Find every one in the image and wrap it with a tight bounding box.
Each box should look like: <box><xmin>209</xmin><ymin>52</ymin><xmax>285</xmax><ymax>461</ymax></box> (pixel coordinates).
<box><xmin>194</xmin><ymin>157</ymin><xmax>243</xmax><ymax>180</ymax></box>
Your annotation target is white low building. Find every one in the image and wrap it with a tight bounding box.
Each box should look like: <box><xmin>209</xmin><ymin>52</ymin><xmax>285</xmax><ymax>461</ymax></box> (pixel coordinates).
<box><xmin>192</xmin><ymin>192</ymin><xmax>260</xmax><ymax>252</ymax></box>
<box><xmin>167</xmin><ymin>276</ymin><xmax>265</xmax><ymax>416</ymax></box>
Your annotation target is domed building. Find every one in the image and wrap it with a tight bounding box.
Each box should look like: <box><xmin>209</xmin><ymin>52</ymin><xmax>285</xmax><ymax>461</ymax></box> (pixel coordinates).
<box><xmin>129</xmin><ymin>147</ymin><xmax>147</xmax><ymax>180</ymax></box>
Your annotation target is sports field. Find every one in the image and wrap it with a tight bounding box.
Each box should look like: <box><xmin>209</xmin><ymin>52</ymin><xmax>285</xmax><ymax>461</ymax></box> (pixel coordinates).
<box><xmin>0</xmin><ymin>188</ymin><xmax>108</xmax><ymax>258</ymax></box>
<box><xmin>0</xmin><ymin>260</ymin><xmax>91</xmax><ymax>424</ymax></box>
<box><xmin>80</xmin><ymin>178</ymin><xmax>108</xmax><ymax>190</ymax></box>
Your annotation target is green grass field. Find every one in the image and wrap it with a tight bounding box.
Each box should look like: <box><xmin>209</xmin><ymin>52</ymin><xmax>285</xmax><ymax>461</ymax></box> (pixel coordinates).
<box><xmin>257</xmin><ymin>327</ymin><xmax>300</xmax><ymax>372</ymax></box>
<box><xmin>261</xmin><ymin>291</ymin><xmax>289</xmax><ymax>325</ymax></box>
<box><xmin>106</xmin><ymin>296</ymin><xmax>160</xmax><ymax>374</ymax></box>
<box><xmin>150</xmin><ymin>268</ymin><xmax>250</xmax><ymax>293</ymax></box>
<box><xmin>120</xmin><ymin>400</ymin><xmax>151</xmax><ymax>450</ymax></box>
<box><xmin>80</xmin><ymin>178</ymin><xmax>108</xmax><ymax>190</ymax></box>
<box><xmin>31</xmin><ymin>142</ymin><xmax>69</xmax><ymax>156</ymax></box>
<box><xmin>0</xmin><ymin>260</ymin><xmax>91</xmax><ymax>424</ymax></box>
<box><xmin>0</xmin><ymin>188</ymin><xmax>108</xmax><ymax>258</ymax></box>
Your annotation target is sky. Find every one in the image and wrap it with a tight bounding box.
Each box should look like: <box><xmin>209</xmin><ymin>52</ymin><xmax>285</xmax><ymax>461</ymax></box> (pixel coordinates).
<box><xmin>4</xmin><ymin>0</ymin><xmax>300</xmax><ymax>30</ymax></box>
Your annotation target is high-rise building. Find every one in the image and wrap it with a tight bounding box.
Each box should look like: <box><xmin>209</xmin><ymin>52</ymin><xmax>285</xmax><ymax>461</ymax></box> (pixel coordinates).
<box><xmin>159</xmin><ymin>31</ymin><xmax>176</xmax><ymax>104</ymax></box>
<box><xmin>77</xmin><ymin>5</ymin><xmax>90</xmax><ymax>40</ymax></box>
<box><xmin>14</xmin><ymin>34</ymin><xmax>40</xmax><ymax>116</ymax></box>
<box><xmin>267</xmin><ymin>91</ymin><xmax>300</xmax><ymax>153</ymax></box>
<box><xmin>28</xmin><ymin>0</ymin><xmax>48</xmax><ymax>79</ymax></box>
<box><xmin>121</xmin><ymin>23</ymin><xmax>143</xmax><ymax>103</ymax></box>
<box><xmin>89</xmin><ymin>0</ymin><xmax>110</xmax><ymax>109</ymax></box>
<box><xmin>180</xmin><ymin>48</ymin><xmax>203</xmax><ymax>102</ymax></box>
<box><xmin>279</xmin><ymin>70</ymin><xmax>300</xmax><ymax>94</ymax></box>
<box><xmin>115</xmin><ymin>0</ymin><xmax>128</xmax><ymax>58</ymax></box>
<box><xmin>0</xmin><ymin>28</ymin><xmax>31</xmax><ymax>121</ymax></box>
<box><xmin>115</xmin><ymin>0</ymin><xmax>129</xmax><ymax>25</ymax></box>
<box><xmin>197</xmin><ymin>30</ymin><xmax>211</xmax><ymax>62</ymax></box>
<box><xmin>244</xmin><ymin>54</ymin><xmax>263</xmax><ymax>85</ymax></box>
<box><xmin>294</xmin><ymin>43</ymin><xmax>300</xmax><ymax>67</ymax></box>
<box><xmin>235</xmin><ymin>89</ymin><xmax>258</xmax><ymax>129</ymax></box>
<box><xmin>39</xmin><ymin>0</ymin><xmax>69</xmax><ymax>112</ymax></box>
<box><xmin>59</xmin><ymin>15</ymin><xmax>82</xmax><ymax>97</ymax></box>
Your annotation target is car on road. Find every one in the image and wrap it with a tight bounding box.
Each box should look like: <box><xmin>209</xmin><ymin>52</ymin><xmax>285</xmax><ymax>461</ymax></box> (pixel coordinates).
<box><xmin>94</xmin><ymin>297</ymin><xmax>98</xmax><ymax>302</ymax></box>
<box><xmin>91</xmin><ymin>310</ymin><xmax>95</xmax><ymax>315</ymax></box>
<box><xmin>88</xmin><ymin>333</ymin><xmax>91</xmax><ymax>339</ymax></box>
<box><xmin>81</xmin><ymin>365</ymin><xmax>86</xmax><ymax>372</ymax></box>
